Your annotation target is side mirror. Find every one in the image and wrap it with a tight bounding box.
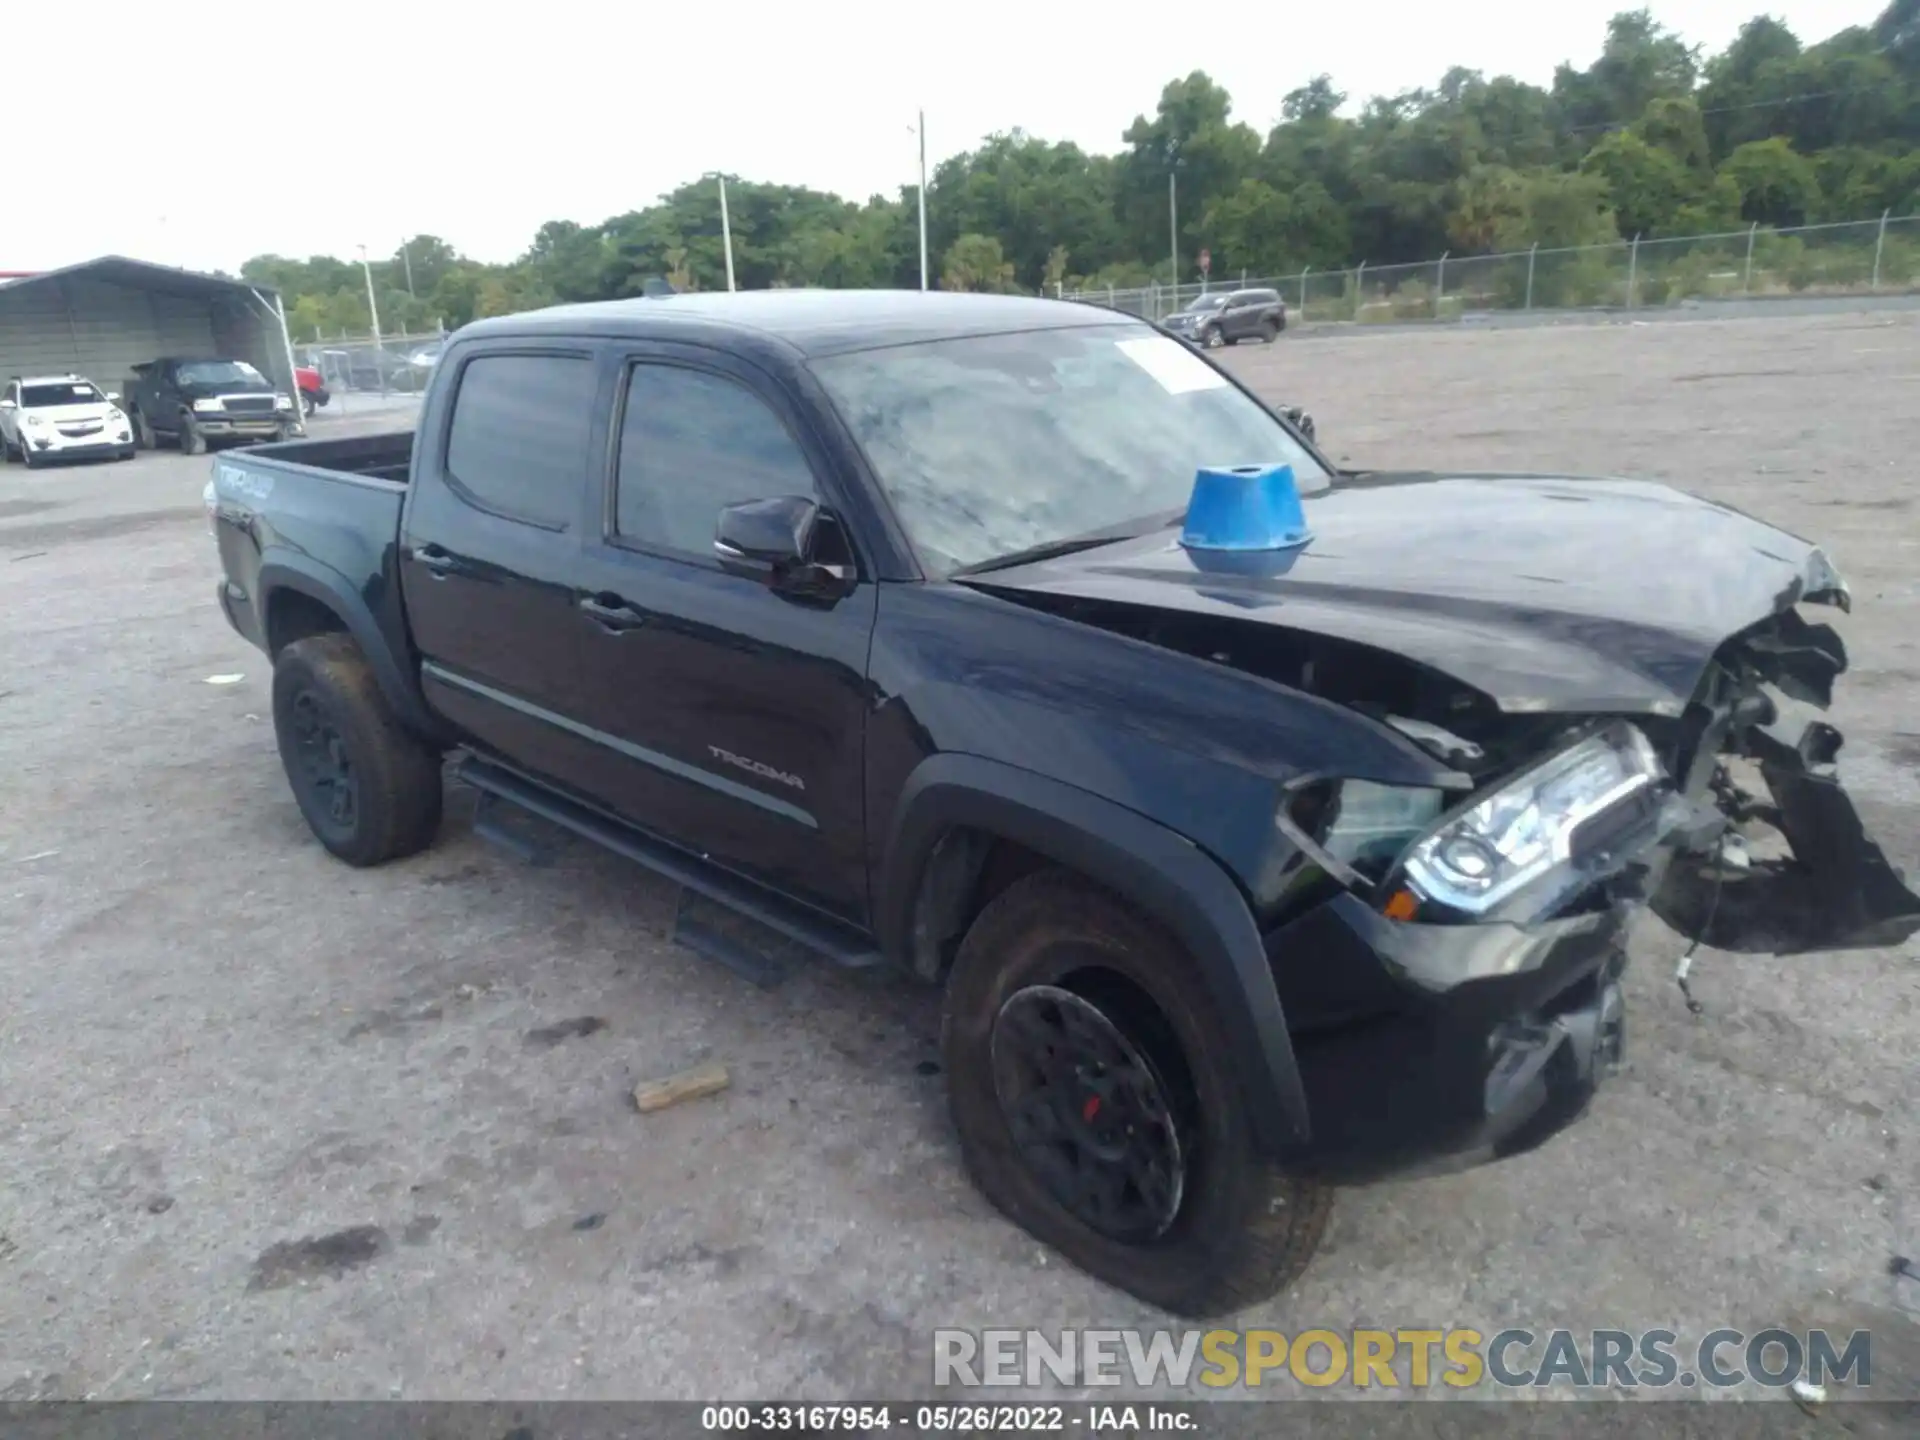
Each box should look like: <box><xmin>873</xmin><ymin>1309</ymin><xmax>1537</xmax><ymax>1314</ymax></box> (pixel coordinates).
<box><xmin>106</xmin><ymin>391</ymin><xmax>121</xmax><ymax>404</ymax></box>
<box><xmin>0</xmin><ymin>400</ymin><xmax>14</xmax><ymax>411</ymax></box>
<box><xmin>714</xmin><ymin>495</ymin><xmax>855</xmax><ymax>601</ymax></box>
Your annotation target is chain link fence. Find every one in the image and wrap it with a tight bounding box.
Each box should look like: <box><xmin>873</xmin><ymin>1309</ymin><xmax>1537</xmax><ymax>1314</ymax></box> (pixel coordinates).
<box><xmin>290</xmin><ymin>327</ymin><xmax>447</xmax><ymax>419</ymax></box>
<box><xmin>1065</xmin><ymin>214</ymin><xmax>1920</xmax><ymax>325</ymax></box>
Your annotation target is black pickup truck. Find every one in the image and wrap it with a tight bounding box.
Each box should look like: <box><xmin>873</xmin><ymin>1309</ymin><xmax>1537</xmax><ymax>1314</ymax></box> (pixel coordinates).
<box><xmin>205</xmin><ymin>290</ymin><xmax>1920</xmax><ymax>1316</ymax></box>
<box><xmin>127</xmin><ymin>356</ymin><xmax>299</xmax><ymax>454</ymax></box>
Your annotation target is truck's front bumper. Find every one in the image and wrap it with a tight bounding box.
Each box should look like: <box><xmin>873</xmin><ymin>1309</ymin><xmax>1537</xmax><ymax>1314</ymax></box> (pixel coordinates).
<box><xmin>194</xmin><ymin>416</ymin><xmax>292</xmax><ymax>440</ymax></box>
<box><xmin>1266</xmin><ymin>888</ymin><xmax>1643</xmax><ymax>1183</ymax></box>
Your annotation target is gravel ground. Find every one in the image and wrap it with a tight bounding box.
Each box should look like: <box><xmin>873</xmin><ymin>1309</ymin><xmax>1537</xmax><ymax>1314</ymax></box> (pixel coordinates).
<box><xmin>0</xmin><ymin>311</ymin><xmax>1915</xmax><ymax>1410</ymax></box>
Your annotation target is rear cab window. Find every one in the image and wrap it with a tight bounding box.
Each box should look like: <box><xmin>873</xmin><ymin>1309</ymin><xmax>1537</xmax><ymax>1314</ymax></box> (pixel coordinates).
<box><xmin>444</xmin><ymin>353</ymin><xmax>596</xmax><ymax>529</ymax></box>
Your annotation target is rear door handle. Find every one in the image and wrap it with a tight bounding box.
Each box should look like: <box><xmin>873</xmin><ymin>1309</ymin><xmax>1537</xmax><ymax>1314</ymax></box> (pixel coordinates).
<box><xmin>578</xmin><ymin>593</ymin><xmax>649</xmax><ymax>632</ymax></box>
<box><xmin>412</xmin><ymin>544</ymin><xmax>457</xmax><ymax>577</ymax></box>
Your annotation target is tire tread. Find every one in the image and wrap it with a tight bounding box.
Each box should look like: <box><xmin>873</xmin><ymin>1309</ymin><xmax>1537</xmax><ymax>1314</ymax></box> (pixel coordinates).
<box><xmin>272</xmin><ymin>633</ymin><xmax>442</xmax><ymax>866</ymax></box>
<box><xmin>942</xmin><ymin>868</ymin><xmax>1331</xmax><ymax>1317</ymax></box>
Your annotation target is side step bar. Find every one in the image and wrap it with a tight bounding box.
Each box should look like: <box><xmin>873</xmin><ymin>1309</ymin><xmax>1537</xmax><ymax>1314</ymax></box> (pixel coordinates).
<box><xmin>454</xmin><ymin>755</ymin><xmax>884</xmax><ymax>974</ymax></box>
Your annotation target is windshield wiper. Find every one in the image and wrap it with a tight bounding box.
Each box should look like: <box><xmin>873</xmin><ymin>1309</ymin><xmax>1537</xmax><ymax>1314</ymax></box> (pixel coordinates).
<box><xmin>952</xmin><ymin>508</ymin><xmax>1183</xmax><ymax>578</ymax></box>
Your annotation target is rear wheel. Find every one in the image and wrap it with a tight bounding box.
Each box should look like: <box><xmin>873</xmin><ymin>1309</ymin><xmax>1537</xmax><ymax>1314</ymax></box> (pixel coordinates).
<box><xmin>942</xmin><ymin>869</ymin><xmax>1331</xmax><ymax>1317</ymax></box>
<box><xmin>271</xmin><ymin>633</ymin><xmax>444</xmax><ymax>866</ymax></box>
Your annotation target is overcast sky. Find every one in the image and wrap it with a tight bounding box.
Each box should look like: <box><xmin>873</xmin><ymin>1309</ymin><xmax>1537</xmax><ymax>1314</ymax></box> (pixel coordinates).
<box><xmin>8</xmin><ymin>1</ymin><xmax>1880</xmax><ymax>274</ymax></box>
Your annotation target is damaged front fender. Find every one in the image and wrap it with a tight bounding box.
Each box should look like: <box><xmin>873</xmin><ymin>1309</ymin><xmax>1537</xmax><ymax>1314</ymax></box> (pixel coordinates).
<box><xmin>1649</xmin><ymin>607</ymin><xmax>1920</xmax><ymax>955</ymax></box>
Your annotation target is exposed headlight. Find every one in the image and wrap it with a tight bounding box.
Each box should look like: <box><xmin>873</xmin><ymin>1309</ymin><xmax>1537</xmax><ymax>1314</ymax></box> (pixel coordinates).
<box><xmin>1401</xmin><ymin>723</ymin><xmax>1664</xmax><ymax>915</ymax></box>
<box><xmin>192</xmin><ymin>397</ymin><xmax>224</xmax><ymax>413</ymax></box>
<box><xmin>273</xmin><ymin>393</ymin><xmax>293</xmax><ymax>410</ymax></box>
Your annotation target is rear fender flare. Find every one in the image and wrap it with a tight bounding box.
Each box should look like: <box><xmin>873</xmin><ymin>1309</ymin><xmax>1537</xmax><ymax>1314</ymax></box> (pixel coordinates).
<box><xmin>878</xmin><ymin>752</ymin><xmax>1309</xmax><ymax>1153</ymax></box>
<box><xmin>256</xmin><ymin>554</ymin><xmax>438</xmax><ymax>738</ymax></box>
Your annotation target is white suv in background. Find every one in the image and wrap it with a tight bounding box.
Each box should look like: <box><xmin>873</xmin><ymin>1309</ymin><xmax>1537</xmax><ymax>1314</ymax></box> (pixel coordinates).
<box><xmin>0</xmin><ymin>374</ymin><xmax>137</xmax><ymax>468</ymax></box>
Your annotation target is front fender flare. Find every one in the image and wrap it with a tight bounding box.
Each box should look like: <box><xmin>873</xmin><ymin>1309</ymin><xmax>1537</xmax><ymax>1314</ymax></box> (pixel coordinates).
<box><xmin>878</xmin><ymin>752</ymin><xmax>1309</xmax><ymax>1153</ymax></box>
<box><xmin>256</xmin><ymin>553</ymin><xmax>438</xmax><ymax>738</ymax></box>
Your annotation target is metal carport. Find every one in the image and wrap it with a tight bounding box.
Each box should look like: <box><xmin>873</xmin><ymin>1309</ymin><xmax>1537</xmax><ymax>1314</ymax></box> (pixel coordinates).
<box><xmin>0</xmin><ymin>255</ymin><xmax>299</xmax><ymax>408</ymax></box>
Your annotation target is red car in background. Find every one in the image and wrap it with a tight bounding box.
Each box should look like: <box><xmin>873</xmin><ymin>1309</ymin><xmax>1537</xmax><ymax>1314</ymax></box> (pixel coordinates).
<box><xmin>294</xmin><ymin>365</ymin><xmax>329</xmax><ymax>416</ymax></box>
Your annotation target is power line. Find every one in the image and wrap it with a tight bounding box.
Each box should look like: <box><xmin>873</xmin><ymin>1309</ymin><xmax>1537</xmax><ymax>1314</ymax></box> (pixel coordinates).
<box><xmin>1563</xmin><ymin>75</ymin><xmax>1910</xmax><ymax>135</ymax></box>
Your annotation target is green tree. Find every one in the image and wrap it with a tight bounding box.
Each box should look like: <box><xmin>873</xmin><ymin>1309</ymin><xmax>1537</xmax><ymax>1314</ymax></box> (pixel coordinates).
<box><xmin>1117</xmin><ymin>73</ymin><xmax>1261</xmax><ymax>273</ymax></box>
<box><xmin>1581</xmin><ymin>129</ymin><xmax>1697</xmax><ymax>235</ymax></box>
<box><xmin>1554</xmin><ymin>10</ymin><xmax>1699</xmax><ymax>133</ymax></box>
<box><xmin>940</xmin><ymin>233</ymin><xmax>1016</xmax><ymax>292</ymax></box>
<box><xmin>1722</xmin><ymin>137</ymin><xmax>1823</xmax><ymax>226</ymax></box>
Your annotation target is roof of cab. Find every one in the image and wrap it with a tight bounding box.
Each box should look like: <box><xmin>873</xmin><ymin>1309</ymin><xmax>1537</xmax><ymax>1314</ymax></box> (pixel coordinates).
<box><xmin>456</xmin><ymin>289</ymin><xmax>1138</xmax><ymax>359</ymax></box>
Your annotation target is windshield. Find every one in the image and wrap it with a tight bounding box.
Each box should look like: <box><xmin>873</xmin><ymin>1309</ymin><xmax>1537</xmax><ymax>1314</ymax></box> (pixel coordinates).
<box><xmin>177</xmin><ymin>360</ymin><xmax>266</xmax><ymax>387</ymax></box>
<box><xmin>22</xmin><ymin>381</ymin><xmax>104</xmax><ymax>407</ymax></box>
<box><xmin>811</xmin><ymin>324</ymin><xmax>1328</xmax><ymax>575</ymax></box>
<box><xmin>1184</xmin><ymin>294</ymin><xmax>1228</xmax><ymax>313</ymax></box>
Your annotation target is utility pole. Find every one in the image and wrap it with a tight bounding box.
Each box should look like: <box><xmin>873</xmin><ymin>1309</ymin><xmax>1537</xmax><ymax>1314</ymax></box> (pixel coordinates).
<box><xmin>1168</xmin><ymin>169</ymin><xmax>1179</xmax><ymax>300</ymax></box>
<box><xmin>915</xmin><ymin>110</ymin><xmax>930</xmax><ymax>290</ymax></box>
<box><xmin>401</xmin><ymin>242</ymin><xmax>415</xmax><ymax>298</ymax></box>
<box><xmin>358</xmin><ymin>244</ymin><xmax>385</xmax><ymax>394</ymax></box>
<box><xmin>718</xmin><ymin>174</ymin><xmax>736</xmax><ymax>292</ymax></box>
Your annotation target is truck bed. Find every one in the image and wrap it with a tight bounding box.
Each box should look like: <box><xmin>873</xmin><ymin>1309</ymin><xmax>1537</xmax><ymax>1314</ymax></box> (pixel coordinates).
<box><xmin>209</xmin><ymin>430</ymin><xmax>422</xmax><ymax>720</ymax></box>
<box><xmin>239</xmin><ymin>430</ymin><xmax>415</xmax><ymax>485</ymax></box>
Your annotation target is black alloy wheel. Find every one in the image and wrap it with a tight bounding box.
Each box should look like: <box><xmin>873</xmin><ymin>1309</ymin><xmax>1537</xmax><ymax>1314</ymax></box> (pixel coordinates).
<box><xmin>989</xmin><ymin>984</ymin><xmax>1186</xmax><ymax>1243</ymax></box>
<box><xmin>284</xmin><ymin>686</ymin><xmax>360</xmax><ymax>842</ymax></box>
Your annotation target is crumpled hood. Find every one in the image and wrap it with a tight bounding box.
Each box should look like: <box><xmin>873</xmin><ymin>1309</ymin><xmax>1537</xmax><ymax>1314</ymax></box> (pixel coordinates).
<box><xmin>966</xmin><ymin>473</ymin><xmax>1848</xmax><ymax>717</ymax></box>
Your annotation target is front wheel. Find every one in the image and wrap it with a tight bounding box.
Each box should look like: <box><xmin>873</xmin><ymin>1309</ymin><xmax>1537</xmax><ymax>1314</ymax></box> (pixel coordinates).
<box><xmin>1201</xmin><ymin>326</ymin><xmax>1225</xmax><ymax>350</ymax></box>
<box><xmin>177</xmin><ymin>416</ymin><xmax>206</xmax><ymax>455</ymax></box>
<box><xmin>1261</xmin><ymin>319</ymin><xmax>1281</xmax><ymax>343</ymax></box>
<box><xmin>132</xmin><ymin>410</ymin><xmax>154</xmax><ymax>450</ymax></box>
<box><xmin>942</xmin><ymin>870</ymin><xmax>1331</xmax><ymax>1317</ymax></box>
<box><xmin>271</xmin><ymin>633</ymin><xmax>444</xmax><ymax>866</ymax></box>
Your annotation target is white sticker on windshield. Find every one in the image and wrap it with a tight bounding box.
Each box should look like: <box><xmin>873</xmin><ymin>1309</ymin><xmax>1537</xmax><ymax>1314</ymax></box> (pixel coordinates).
<box><xmin>1114</xmin><ymin>335</ymin><xmax>1228</xmax><ymax>395</ymax></box>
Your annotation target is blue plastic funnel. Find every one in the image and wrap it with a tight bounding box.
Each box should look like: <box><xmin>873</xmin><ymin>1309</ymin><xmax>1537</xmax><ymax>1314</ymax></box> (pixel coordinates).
<box><xmin>1180</xmin><ymin>463</ymin><xmax>1312</xmax><ymax>553</ymax></box>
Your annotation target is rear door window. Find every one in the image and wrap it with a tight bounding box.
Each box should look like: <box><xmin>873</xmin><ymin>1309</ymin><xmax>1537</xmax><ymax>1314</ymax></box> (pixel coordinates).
<box><xmin>444</xmin><ymin>353</ymin><xmax>595</xmax><ymax>528</ymax></box>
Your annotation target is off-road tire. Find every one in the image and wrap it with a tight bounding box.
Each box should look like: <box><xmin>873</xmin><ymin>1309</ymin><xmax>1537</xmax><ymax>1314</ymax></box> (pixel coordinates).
<box><xmin>271</xmin><ymin>633</ymin><xmax>443</xmax><ymax>866</ymax></box>
<box><xmin>942</xmin><ymin>868</ymin><xmax>1332</xmax><ymax>1317</ymax></box>
<box><xmin>177</xmin><ymin>416</ymin><xmax>206</xmax><ymax>455</ymax></box>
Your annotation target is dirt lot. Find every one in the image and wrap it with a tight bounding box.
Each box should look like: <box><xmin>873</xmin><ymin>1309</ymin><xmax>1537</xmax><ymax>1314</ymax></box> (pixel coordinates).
<box><xmin>1</xmin><ymin>312</ymin><xmax>1915</xmax><ymax>1405</ymax></box>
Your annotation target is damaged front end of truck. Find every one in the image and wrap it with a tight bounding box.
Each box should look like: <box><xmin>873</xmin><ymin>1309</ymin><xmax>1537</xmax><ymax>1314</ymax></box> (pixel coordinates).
<box><xmin>968</xmin><ymin>476</ymin><xmax>1919</xmax><ymax>1178</ymax></box>
<box><xmin>1646</xmin><ymin>593</ymin><xmax>1920</xmax><ymax>956</ymax></box>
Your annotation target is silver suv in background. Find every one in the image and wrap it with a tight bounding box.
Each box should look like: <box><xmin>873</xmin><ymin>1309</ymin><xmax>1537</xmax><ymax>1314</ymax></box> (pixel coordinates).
<box><xmin>1162</xmin><ymin>288</ymin><xmax>1288</xmax><ymax>348</ymax></box>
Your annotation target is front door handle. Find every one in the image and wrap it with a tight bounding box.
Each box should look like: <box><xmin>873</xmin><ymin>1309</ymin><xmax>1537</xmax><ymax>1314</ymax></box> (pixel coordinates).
<box><xmin>578</xmin><ymin>593</ymin><xmax>649</xmax><ymax>632</ymax></box>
